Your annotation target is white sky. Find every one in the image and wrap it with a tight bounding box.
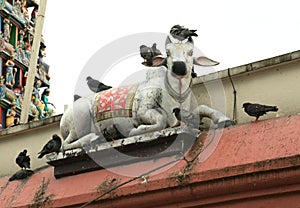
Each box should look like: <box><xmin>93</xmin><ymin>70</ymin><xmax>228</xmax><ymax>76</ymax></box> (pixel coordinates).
<box><xmin>42</xmin><ymin>0</ymin><xmax>300</xmax><ymax>114</ymax></box>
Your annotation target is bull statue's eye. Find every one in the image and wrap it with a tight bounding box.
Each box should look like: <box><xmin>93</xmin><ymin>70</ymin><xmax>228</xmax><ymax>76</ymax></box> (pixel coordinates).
<box><xmin>187</xmin><ymin>50</ymin><xmax>193</xmax><ymax>56</ymax></box>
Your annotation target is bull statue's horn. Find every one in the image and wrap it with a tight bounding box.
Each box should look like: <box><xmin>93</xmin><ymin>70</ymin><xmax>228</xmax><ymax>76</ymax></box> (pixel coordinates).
<box><xmin>165</xmin><ymin>36</ymin><xmax>172</xmax><ymax>47</ymax></box>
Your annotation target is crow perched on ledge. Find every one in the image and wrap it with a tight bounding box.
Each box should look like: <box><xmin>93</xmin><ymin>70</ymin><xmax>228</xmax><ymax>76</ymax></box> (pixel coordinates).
<box><xmin>38</xmin><ymin>134</ymin><xmax>62</xmax><ymax>159</ymax></box>
<box><xmin>16</xmin><ymin>149</ymin><xmax>30</xmax><ymax>170</ymax></box>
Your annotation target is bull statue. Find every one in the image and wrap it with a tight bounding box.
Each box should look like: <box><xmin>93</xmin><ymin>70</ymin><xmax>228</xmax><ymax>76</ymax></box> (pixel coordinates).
<box><xmin>60</xmin><ymin>35</ymin><xmax>234</xmax><ymax>151</ymax></box>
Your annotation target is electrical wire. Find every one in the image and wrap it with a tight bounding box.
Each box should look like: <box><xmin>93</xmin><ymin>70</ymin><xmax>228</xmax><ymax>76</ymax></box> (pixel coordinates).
<box><xmin>227</xmin><ymin>68</ymin><xmax>237</xmax><ymax>123</ymax></box>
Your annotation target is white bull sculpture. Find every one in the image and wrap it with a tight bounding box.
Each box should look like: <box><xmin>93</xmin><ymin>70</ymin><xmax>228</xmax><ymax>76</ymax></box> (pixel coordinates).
<box><xmin>60</xmin><ymin>36</ymin><xmax>234</xmax><ymax>151</ymax></box>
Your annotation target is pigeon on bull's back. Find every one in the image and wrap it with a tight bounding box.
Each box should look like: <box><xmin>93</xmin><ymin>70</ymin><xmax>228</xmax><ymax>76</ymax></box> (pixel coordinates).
<box><xmin>86</xmin><ymin>76</ymin><xmax>112</xmax><ymax>93</ymax></box>
<box><xmin>140</xmin><ymin>43</ymin><xmax>162</xmax><ymax>66</ymax></box>
<box><xmin>242</xmin><ymin>102</ymin><xmax>278</xmax><ymax>122</ymax></box>
<box><xmin>170</xmin><ymin>25</ymin><xmax>198</xmax><ymax>42</ymax></box>
<box><xmin>140</xmin><ymin>45</ymin><xmax>153</xmax><ymax>66</ymax></box>
<box><xmin>16</xmin><ymin>149</ymin><xmax>30</xmax><ymax>170</ymax></box>
<box><xmin>38</xmin><ymin>134</ymin><xmax>62</xmax><ymax>158</ymax></box>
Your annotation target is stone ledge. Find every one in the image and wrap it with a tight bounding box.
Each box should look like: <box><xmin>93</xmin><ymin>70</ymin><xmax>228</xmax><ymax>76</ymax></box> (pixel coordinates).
<box><xmin>48</xmin><ymin>126</ymin><xmax>200</xmax><ymax>178</ymax></box>
<box><xmin>0</xmin><ymin>114</ymin><xmax>62</xmax><ymax>137</ymax></box>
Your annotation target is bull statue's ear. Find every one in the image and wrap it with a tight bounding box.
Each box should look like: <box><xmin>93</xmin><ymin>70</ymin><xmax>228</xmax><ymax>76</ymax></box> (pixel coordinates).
<box><xmin>152</xmin><ymin>55</ymin><xmax>166</xmax><ymax>67</ymax></box>
<box><xmin>193</xmin><ymin>56</ymin><xmax>219</xmax><ymax>66</ymax></box>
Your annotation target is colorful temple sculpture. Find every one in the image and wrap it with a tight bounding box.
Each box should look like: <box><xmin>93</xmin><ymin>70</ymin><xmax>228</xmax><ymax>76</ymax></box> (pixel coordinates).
<box><xmin>0</xmin><ymin>0</ymin><xmax>53</xmax><ymax>129</ymax></box>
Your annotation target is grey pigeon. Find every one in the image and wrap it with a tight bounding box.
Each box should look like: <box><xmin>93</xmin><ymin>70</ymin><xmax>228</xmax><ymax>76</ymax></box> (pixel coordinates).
<box><xmin>170</xmin><ymin>25</ymin><xmax>198</xmax><ymax>41</ymax></box>
<box><xmin>9</xmin><ymin>169</ymin><xmax>34</xmax><ymax>181</ymax></box>
<box><xmin>140</xmin><ymin>44</ymin><xmax>154</xmax><ymax>66</ymax></box>
<box><xmin>243</xmin><ymin>102</ymin><xmax>278</xmax><ymax>122</ymax></box>
<box><xmin>140</xmin><ymin>43</ymin><xmax>162</xmax><ymax>66</ymax></box>
<box><xmin>16</xmin><ymin>149</ymin><xmax>30</xmax><ymax>170</ymax></box>
<box><xmin>38</xmin><ymin>134</ymin><xmax>62</xmax><ymax>158</ymax></box>
<box><xmin>86</xmin><ymin>76</ymin><xmax>112</xmax><ymax>93</ymax></box>
<box><xmin>173</xmin><ymin>108</ymin><xmax>199</xmax><ymax>128</ymax></box>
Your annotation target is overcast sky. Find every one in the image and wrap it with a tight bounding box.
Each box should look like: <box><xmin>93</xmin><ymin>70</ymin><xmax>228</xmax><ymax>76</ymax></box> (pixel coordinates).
<box><xmin>42</xmin><ymin>0</ymin><xmax>300</xmax><ymax>114</ymax></box>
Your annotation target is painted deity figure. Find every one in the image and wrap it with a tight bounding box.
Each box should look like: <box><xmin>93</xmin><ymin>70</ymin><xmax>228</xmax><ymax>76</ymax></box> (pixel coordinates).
<box><xmin>38</xmin><ymin>43</ymin><xmax>46</xmax><ymax>65</ymax></box>
<box><xmin>0</xmin><ymin>76</ymin><xmax>6</xmax><ymax>99</ymax></box>
<box><xmin>5</xmin><ymin>57</ymin><xmax>17</xmax><ymax>88</ymax></box>
<box><xmin>41</xmin><ymin>88</ymin><xmax>55</xmax><ymax>117</ymax></box>
<box><xmin>6</xmin><ymin>101</ymin><xmax>19</xmax><ymax>128</ymax></box>
<box><xmin>3</xmin><ymin>18</ymin><xmax>12</xmax><ymax>42</ymax></box>
<box><xmin>32</xmin><ymin>80</ymin><xmax>45</xmax><ymax>119</ymax></box>
<box><xmin>31</xmin><ymin>6</ymin><xmax>38</xmax><ymax>24</ymax></box>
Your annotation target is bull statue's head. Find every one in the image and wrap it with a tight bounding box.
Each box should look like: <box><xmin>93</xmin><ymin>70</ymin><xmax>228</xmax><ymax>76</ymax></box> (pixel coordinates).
<box><xmin>153</xmin><ymin>35</ymin><xmax>219</xmax><ymax>78</ymax></box>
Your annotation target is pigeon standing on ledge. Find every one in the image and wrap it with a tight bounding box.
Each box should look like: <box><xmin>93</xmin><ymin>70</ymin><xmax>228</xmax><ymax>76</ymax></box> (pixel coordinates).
<box><xmin>38</xmin><ymin>134</ymin><xmax>62</xmax><ymax>159</ymax></box>
<box><xmin>16</xmin><ymin>149</ymin><xmax>30</xmax><ymax>170</ymax></box>
<box><xmin>86</xmin><ymin>76</ymin><xmax>112</xmax><ymax>93</ymax></box>
<box><xmin>242</xmin><ymin>102</ymin><xmax>278</xmax><ymax>122</ymax></box>
<box><xmin>170</xmin><ymin>25</ymin><xmax>198</xmax><ymax>42</ymax></box>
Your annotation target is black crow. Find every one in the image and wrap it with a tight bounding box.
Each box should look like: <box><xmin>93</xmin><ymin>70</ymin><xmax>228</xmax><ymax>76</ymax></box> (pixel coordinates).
<box><xmin>173</xmin><ymin>108</ymin><xmax>199</xmax><ymax>128</ymax></box>
<box><xmin>38</xmin><ymin>134</ymin><xmax>62</xmax><ymax>159</ymax></box>
<box><xmin>9</xmin><ymin>170</ymin><xmax>34</xmax><ymax>181</ymax></box>
<box><xmin>86</xmin><ymin>76</ymin><xmax>112</xmax><ymax>93</ymax></box>
<box><xmin>170</xmin><ymin>25</ymin><xmax>198</xmax><ymax>41</ymax></box>
<box><xmin>242</xmin><ymin>102</ymin><xmax>278</xmax><ymax>122</ymax></box>
<box><xmin>16</xmin><ymin>149</ymin><xmax>30</xmax><ymax>170</ymax></box>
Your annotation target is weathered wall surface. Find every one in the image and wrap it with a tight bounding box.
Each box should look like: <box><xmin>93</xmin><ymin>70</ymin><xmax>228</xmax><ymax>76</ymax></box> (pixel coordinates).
<box><xmin>192</xmin><ymin>52</ymin><xmax>300</xmax><ymax>124</ymax></box>
<box><xmin>1</xmin><ymin>114</ymin><xmax>300</xmax><ymax>207</ymax></box>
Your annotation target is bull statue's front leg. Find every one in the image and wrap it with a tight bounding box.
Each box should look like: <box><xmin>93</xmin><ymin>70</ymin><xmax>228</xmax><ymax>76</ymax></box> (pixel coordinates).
<box><xmin>129</xmin><ymin>108</ymin><xmax>168</xmax><ymax>136</ymax></box>
<box><xmin>63</xmin><ymin>133</ymin><xmax>99</xmax><ymax>151</ymax></box>
<box><xmin>194</xmin><ymin>105</ymin><xmax>235</xmax><ymax>128</ymax></box>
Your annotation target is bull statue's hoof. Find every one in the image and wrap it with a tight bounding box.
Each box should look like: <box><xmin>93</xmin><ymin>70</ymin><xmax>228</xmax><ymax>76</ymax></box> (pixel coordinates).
<box><xmin>217</xmin><ymin>120</ymin><xmax>235</xmax><ymax>128</ymax></box>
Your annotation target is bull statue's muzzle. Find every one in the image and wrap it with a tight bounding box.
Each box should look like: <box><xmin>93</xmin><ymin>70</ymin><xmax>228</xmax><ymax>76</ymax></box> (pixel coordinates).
<box><xmin>172</xmin><ymin>61</ymin><xmax>187</xmax><ymax>76</ymax></box>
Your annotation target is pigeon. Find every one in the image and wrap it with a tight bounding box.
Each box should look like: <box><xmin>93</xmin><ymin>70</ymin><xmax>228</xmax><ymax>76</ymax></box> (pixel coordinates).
<box><xmin>173</xmin><ymin>108</ymin><xmax>199</xmax><ymax>128</ymax></box>
<box><xmin>16</xmin><ymin>149</ymin><xmax>30</xmax><ymax>170</ymax></box>
<box><xmin>242</xmin><ymin>102</ymin><xmax>278</xmax><ymax>122</ymax></box>
<box><xmin>38</xmin><ymin>134</ymin><xmax>62</xmax><ymax>158</ymax></box>
<box><xmin>9</xmin><ymin>169</ymin><xmax>34</xmax><ymax>181</ymax></box>
<box><xmin>140</xmin><ymin>44</ymin><xmax>154</xmax><ymax>66</ymax></box>
<box><xmin>170</xmin><ymin>25</ymin><xmax>198</xmax><ymax>42</ymax></box>
<box><xmin>140</xmin><ymin>43</ymin><xmax>162</xmax><ymax>66</ymax></box>
<box><xmin>86</xmin><ymin>76</ymin><xmax>112</xmax><ymax>93</ymax></box>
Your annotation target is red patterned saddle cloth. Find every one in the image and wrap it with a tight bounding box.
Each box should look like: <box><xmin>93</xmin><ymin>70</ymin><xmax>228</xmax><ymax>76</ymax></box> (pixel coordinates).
<box><xmin>94</xmin><ymin>84</ymin><xmax>138</xmax><ymax>122</ymax></box>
